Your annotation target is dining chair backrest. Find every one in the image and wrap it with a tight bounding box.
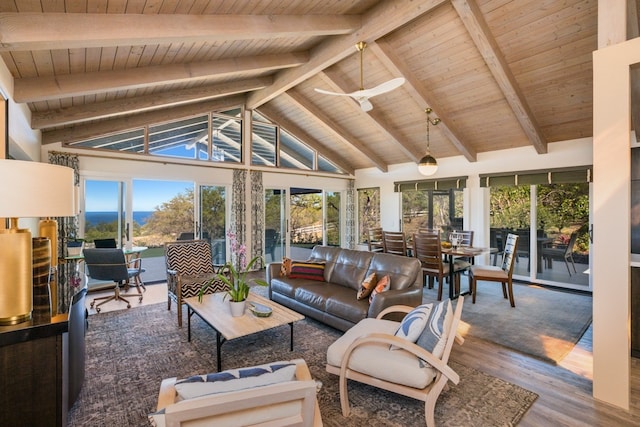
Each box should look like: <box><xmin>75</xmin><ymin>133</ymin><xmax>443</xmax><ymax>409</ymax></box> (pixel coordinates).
<box><xmin>563</xmin><ymin>231</ymin><xmax>579</xmax><ymax>256</ymax></box>
<box><xmin>457</xmin><ymin>230</ymin><xmax>474</xmax><ymax>247</ymax></box>
<box><xmin>500</xmin><ymin>233</ymin><xmax>519</xmax><ymax>275</ymax></box>
<box><xmin>382</xmin><ymin>231</ymin><xmax>407</xmax><ymax>256</ymax></box>
<box><xmin>367</xmin><ymin>227</ymin><xmax>384</xmax><ymax>252</ymax></box>
<box><xmin>412</xmin><ymin>232</ymin><xmax>444</xmax><ymax>274</ymax></box>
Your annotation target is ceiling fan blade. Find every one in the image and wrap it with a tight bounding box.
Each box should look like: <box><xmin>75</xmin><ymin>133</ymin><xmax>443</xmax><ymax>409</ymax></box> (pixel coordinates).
<box><xmin>314</xmin><ymin>88</ymin><xmax>353</xmax><ymax>97</ymax></box>
<box><xmin>357</xmin><ymin>77</ymin><xmax>406</xmax><ymax>98</ymax></box>
<box><xmin>358</xmin><ymin>98</ymin><xmax>373</xmax><ymax>112</ymax></box>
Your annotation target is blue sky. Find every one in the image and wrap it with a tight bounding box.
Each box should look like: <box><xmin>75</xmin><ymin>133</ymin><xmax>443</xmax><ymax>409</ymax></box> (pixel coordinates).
<box><xmin>85</xmin><ymin>179</ymin><xmax>193</xmax><ymax>211</ymax></box>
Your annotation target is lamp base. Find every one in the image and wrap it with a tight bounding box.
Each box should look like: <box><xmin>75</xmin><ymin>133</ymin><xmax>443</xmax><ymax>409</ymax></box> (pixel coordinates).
<box><xmin>0</xmin><ymin>226</ymin><xmax>33</xmax><ymax>325</ymax></box>
<box><xmin>32</xmin><ymin>237</ymin><xmax>52</xmax><ymax>322</ymax></box>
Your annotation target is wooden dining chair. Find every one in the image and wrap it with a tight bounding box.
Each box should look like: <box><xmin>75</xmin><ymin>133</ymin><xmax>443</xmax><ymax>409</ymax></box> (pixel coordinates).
<box><xmin>412</xmin><ymin>232</ymin><xmax>464</xmax><ymax>300</ymax></box>
<box><xmin>382</xmin><ymin>231</ymin><xmax>408</xmax><ymax>256</ymax></box>
<box><xmin>469</xmin><ymin>233</ymin><xmax>519</xmax><ymax>307</ymax></box>
<box><xmin>367</xmin><ymin>227</ymin><xmax>384</xmax><ymax>253</ymax></box>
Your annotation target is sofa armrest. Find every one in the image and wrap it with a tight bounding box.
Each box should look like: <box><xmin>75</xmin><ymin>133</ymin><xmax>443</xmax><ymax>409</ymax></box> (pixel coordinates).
<box><xmin>266</xmin><ymin>262</ymin><xmax>282</xmax><ymax>299</ymax></box>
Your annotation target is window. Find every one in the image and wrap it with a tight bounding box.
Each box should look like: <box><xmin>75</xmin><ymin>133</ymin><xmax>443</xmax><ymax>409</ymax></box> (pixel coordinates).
<box><xmin>358</xmin><ymin>188</ymin><xmax>380</xmax><ymax>244</ymax></box>
<box><xmin>66</xmin><ymin>107</ymin><xmax>346</xmax><ymax>174</ymax></box>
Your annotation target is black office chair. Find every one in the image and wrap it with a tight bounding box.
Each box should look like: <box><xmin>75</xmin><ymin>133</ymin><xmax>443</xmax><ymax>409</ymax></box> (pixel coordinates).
<box><xmin>83</xmin><ymin>248</ymin><xmax>144</xmax><ymax>313</ymax></box>
<box><xmin>93</xmin><ymin>238</ymin><xmax>117</xmax><ymax>248</ymax></box>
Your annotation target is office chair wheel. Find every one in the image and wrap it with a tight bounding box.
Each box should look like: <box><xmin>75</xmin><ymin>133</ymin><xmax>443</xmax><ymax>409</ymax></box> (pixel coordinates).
<box><xmin>96</xmin><ymin>307</ymin><xmax>101</xmax><ymax>313</ymax></box>
<box><xmin>90</xmin><ymin>301</ymin><xmax>95</xmax><ymax>308</ymax></box>
<box><xmin>126</xmin><ymin>304</ymin><xmax>131</xmax><ymax>308</ymax></box>
<box><xmin>138</xmin><ymin>297</ymin><xmax>143</xmax><ymax>303</ymax></box>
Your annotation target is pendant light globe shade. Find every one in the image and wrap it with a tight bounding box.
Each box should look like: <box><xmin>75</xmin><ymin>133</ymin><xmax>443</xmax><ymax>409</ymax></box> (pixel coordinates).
<box><xmin>418</xmin><ymin>154</ymin><xmax>438</xmax><ymax>176</ymax></box>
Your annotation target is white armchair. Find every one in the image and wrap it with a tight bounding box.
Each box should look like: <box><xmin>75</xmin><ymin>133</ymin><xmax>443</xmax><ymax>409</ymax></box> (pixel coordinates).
<box><xmin>151</xmin><ymin>358</ymin><xmax>322</xmax><ymax>427</ymax></box>
<box><xmin>326</xmin><ymin>297</ymin><xmax>464</xmax><ymax>427</ymax></box>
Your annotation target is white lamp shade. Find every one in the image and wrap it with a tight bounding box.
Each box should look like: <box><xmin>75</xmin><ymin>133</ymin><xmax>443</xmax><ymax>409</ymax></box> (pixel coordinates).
<box><xmin>418</xmin><ymin>155</ymin><xmax>438</xmax><ymax>176</ymax></box>
<box><xmin>0</xmin><ymin>159</ymin><xmax>76</xmax><ymax>218</ymax></box>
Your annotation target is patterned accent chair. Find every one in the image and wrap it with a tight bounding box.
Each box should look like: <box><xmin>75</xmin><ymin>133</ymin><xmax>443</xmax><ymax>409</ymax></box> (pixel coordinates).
<box><xmin>165</xmin><ymin>239</ymin><xmax>229</xmax><ymax>327</ymax></box>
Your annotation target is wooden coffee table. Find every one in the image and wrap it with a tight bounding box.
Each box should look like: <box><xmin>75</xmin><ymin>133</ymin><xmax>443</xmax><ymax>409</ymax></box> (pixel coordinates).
<box><xmin>184</xmin><ymin>292</ymin><xmax>305</xmax><ymax>371</ymax></box>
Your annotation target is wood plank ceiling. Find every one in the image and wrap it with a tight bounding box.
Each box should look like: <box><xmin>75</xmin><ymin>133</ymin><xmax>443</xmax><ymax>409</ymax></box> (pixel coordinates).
<box><xmin>0</xmin><ymin>0</ymin><xmax>602</xmax><ymax>174</ymax></box>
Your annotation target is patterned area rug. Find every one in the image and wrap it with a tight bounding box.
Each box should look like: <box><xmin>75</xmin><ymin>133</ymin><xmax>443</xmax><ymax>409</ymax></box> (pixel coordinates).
<box><xmin>423</xmin><ymin>281</ymin><xmax>592</xmax><ymax>364</ymax></box>
<box><xmin>69</xmin><ymin>301</ymin><xmax>537</xmax><ymax>426</ymax></box>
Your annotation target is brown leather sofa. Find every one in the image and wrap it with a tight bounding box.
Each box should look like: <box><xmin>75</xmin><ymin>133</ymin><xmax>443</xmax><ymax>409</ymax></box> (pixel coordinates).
<box><xmin>266</xmin><ymin>246</ymin><xmax>423</xmax><ymax>331</ymax></box>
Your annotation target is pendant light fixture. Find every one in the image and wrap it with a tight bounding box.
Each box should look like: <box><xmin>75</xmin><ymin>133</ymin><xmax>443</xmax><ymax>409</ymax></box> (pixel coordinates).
<box><xmin>418</xmin><ymin>107</ymin><xmax>441</xmax><ymax>176</ymax></box>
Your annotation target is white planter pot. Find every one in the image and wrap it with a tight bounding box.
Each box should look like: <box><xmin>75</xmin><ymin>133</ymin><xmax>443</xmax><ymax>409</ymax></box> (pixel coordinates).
<box><xmin>229</xmin><ymin>300</ymin><xmax>246</xmax><ymax>317</ymax></box>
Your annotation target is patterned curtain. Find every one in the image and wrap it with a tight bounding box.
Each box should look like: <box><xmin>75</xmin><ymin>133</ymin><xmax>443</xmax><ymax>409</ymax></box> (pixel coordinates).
<box><xmin>345</xmin><ymin>180</ymin><xmax>356</xmax><ymax>249</ymax></box>
<box><xmin>231</xmin><ymin>169</ymin><xmax>247</xmax><ymax>270</ymax></box>
<box><xmin>48</xmin><ymin>151</ymin><xmax>80</xmax><ymax>313</ymax></box>
<box><xmin>250</xmin><ymin>171</ymin><xmax>264</xmax><ymax>269</ymax></box>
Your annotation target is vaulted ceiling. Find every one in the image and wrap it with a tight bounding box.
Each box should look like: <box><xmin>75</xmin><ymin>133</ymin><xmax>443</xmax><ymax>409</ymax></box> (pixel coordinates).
<box><xmin>0</xmin><ymin>0</ymin><xmax>604</xmax><ymax>175</ymax></box>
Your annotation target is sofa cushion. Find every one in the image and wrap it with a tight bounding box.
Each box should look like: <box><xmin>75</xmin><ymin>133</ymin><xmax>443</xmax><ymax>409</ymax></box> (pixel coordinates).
<box><xmin>294</xmin><ymin>283</ymin><xmax>333</xmax><ymax>312</ymax></box>
<box><xmin>329</xmin><ymin>249</ymin><xmax>375</xmax><ymax>290</ymax></box>
<box><xmin>270</xmin><ymin>277</ymin><xmax>298</xmax><ymax>298</ymax></box>
<box><xmin>173</xmin><ymin>361</ymin><xmax>297</xmax><ymax>400</ymax></box>
<box><xmin>288</xmin><ymin>261</ymin><xmax>325</xmax><ymax>281</ymax></box>
<box><xmin>326</xmin><ymin>288</ymin><xmax>370</xmax><ymax>324</ymax></box>
<box><xmin>356</xmin><ymin>272</ymin><xmax>377</xmax><ymax>300</ymax></box>
<box><xmin>369</xmin><ymin>274</ymin><xmax>390</xmax><ymax>303</ymax></box>
<box><xmin>367</xmin><ymin>253</ymin><xmax>421</xmax><ymax>290</ymax></box>
<box><xmin>308</xmin><ymin>246</ymin><xmax>343</xmax><ymax>279</ymax></box>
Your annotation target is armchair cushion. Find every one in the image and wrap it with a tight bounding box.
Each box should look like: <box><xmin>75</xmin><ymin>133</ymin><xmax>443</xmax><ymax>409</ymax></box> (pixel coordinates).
<box><xmin>174</xmin><ymin>361</ymin><xmax>297</xmax><ymax>400</ymax></box>
<box><xmin>326</xmin><ymin>317</ymin><xmax>437</xmax><ymax>389</ymax></box>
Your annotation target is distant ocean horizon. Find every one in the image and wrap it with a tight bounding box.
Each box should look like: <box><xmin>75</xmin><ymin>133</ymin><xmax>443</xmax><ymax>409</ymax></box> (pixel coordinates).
<box><xmin>85</xmin><ymin>211</ymin><xmax>154</xmax><ymax>226</ymax></box>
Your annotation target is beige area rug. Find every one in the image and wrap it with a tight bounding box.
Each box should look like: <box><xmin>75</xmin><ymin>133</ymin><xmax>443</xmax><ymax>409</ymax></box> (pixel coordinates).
<box><xmin>423</xmin><ymin>280</ymin><xmax>592</xmax><ymax>364</ymax></box>
<box><xmin>69</xmin><ymin>300</ymin><xmax>538</xmax><ymax>427</ymax></box>
<box><xmin>85</xmin><ymin>282</ymin><xmax>167</xmax><ymax>315</ymax></box>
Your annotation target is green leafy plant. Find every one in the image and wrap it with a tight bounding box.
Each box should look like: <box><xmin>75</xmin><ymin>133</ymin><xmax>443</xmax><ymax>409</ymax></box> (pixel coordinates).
<box><xmin>198</xmin><ymin>230</ymin><xmax>268</xmax><ymax>302</ymax></box>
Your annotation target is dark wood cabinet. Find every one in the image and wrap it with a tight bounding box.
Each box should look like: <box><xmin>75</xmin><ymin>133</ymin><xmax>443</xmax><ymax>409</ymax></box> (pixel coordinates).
<box><xmin>632</xmin><ymin>267</ymin><xmax>640</xmax><ymax>358</ymax></box>
<box><xmin>0</xmin><ymin>314</ymin><xmax>69</xmax><ymax>426</ymax></box>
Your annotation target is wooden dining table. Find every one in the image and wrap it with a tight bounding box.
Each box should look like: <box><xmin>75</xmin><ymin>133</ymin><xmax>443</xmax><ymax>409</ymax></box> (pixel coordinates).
<box><xmin>441</xmin><ymin>246</ymin><xmax>497</xmax><ymax>299</ymax></box>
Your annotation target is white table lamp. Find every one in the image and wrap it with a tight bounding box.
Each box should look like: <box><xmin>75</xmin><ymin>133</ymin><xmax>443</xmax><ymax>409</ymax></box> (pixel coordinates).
<box><xmin>0</xmin><ymin>159</ymin><xmax>75</xmax><ymax>324</ymax></box>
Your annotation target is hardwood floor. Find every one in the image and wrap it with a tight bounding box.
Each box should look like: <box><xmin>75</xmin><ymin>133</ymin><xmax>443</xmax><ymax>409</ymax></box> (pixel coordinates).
<box><xmin>452</xmin><ymin>323</ymin><xmax>640</xmax><ymax>426</ymax></box>
<box><xmin>249</xmin><ymin>269</ymin><xmax>639</xmax><ymax>425</ymax></box>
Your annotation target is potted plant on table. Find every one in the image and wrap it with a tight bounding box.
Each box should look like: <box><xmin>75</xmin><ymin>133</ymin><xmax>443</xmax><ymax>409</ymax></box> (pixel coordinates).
<box><xmin>198</xmin><ymin>230</ymin><xmax>268</xmax><ymax>317</ymax></box>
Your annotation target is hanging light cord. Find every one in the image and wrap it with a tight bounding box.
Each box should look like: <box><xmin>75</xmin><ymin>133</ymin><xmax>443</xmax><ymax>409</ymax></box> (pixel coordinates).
<box><xmin>425</xmin><ymin>108</ymin><xmax>441</xmax><ymax>153</ymax></box>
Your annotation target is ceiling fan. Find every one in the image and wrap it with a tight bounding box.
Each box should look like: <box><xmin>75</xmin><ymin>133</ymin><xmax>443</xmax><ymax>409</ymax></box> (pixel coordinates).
<box><xmin>314</xmin><ymin>41</ymin><xmax>405</xmax><ymax>112</ymax></box>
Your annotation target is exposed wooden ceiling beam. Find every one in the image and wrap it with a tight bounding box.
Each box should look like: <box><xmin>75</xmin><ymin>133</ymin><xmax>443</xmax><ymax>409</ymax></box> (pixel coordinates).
<box><xmin>257</xmin><ymin>104</ymin><xmax>355</xmax><ymax>175</ymax></box>
<box><xmin>370</xmin><ymin>40</ymin><xmax>478</xmax><ymax>162</ymax></box>
<box><xmin>42</xmin><ymin>95</ymin><xmax>245</xmax><ymax>145</ymax></box>
<box><xmin>452</xmin><ymin>0</ymin><xmax>547</xmax><ymax>154</ymax></box>
<box><xmin>246</xmin><ymin>0</ymin><xmax>447</xmax><ymax>109</ymax></box>
<box><xmin>15</xmin><ymin>52</ymin><xmax>307</xmax><ymax>103</ymax></box>
<box><xmin>317</xmin><ymin>70</ymin><xmax>422</xmax><ymax>164</ymax></box>
<box><xmin>32</xmin><ymin>77</ymin><xmax>273</xmax><ymax>130</ymax></box>
<box><xmin>0</xmin><ymin>13</ymin><xmax>361</xmax><ymax>51</ymax></box>
<box><xmin>283</xmin><ymin>90</ymin><xmax>388</xmax><ymax>172</ymax></box>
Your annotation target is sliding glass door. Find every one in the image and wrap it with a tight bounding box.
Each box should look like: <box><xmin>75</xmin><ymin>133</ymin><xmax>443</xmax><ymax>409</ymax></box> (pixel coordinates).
<box><xmin>489</xmin><ymin>183</ymin><xmax>590</xmax><ymax>290</ymax></box>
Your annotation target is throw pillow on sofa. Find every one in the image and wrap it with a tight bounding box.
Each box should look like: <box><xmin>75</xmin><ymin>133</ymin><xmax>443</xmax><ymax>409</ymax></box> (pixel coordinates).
<box><xmin>280</xmin><ymin>257</ymin><xmax>292</xmax><ymax>277</ymax></box>
<box><xmin>288</xmin><ymin>261</ymin><xmax>326</xmax><ymax>281</ymax></box>
<box><xmin>369</xmin><ymin>274</ymin><xmax>390</xmax><ymax>303</ymax></box>
<box><xmin>357</xmin><ymin>272</ymin><xmax>378</xmax><ymax>300</ymax></box>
